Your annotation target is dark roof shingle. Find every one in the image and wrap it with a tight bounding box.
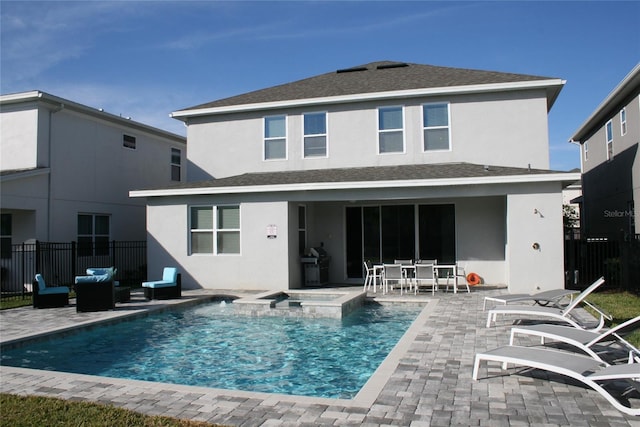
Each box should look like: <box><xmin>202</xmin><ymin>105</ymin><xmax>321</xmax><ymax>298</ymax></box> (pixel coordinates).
<box><xmin>156</xmin><ymin>163</ymin><xmax>568</xmax><ymax>192</ymax></box>
<box><xmin>178</xmin><ymin>61</ymin><xmax>559</xmax><ymax>112</ymax></box>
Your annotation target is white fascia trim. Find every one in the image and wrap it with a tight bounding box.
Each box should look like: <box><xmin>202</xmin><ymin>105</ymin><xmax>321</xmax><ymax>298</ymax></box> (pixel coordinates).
<box><xmin>0</xmin><ymin>90</ymin><xmax>42</xmax><ymax>103</ymax></box>
<box><xmin>1</xmin><ymin>91</ymin><xmax>186</xmax><ymax>143</ymax></box>
<box><xmin>171</xmin><ymin>79</ymin><xmax>565</xmax><ymax>119</ymax></box>
<box><xmin>130</xmin><ymin>172</ymin><xmax>581</xmax><ymax>198</ymax></box>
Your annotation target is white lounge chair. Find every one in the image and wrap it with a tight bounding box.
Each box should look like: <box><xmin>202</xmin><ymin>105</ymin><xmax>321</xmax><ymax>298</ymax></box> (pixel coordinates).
<box><xmin>486</xmin><ymin>277</ymin><xmax>609</xmax><ymax>331</ymax></box>
<box><xmin>483</xmin><ymin>288</ymin><xmax>578</xmax><ymax>310</ymax></box>
<box><xmin>510</xmin><ymin>316</ymin><xmax>640</xmax><ymax>364</ymax></box>
<box><xmin>472</xmin><ymin>345</ymin><xmax>640</xmax><ymax>416</ymax></box>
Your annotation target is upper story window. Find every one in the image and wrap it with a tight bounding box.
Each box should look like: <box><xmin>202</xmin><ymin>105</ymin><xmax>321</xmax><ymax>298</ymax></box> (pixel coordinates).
<box><xmin>190</xmin><ymin>205</ymin><xmax>240</xmax><ymax>255</ymax></box>
<box><xmin>606</xmin><ymin>120</ymin><xmax>613</xmax><ymax>160</ymax></box>
<box><xmin>171</xmin><ymin>148</ymin><xmax>182</xmax><ymax>181</ymax></box>
<box><xmin>584</xmin><ymin>140</ymin><xmax>589</xmax><ymax>161</ymax></box>
<box><xmin>378</xmin><ymin>106</ymin><xmax>404</xmax><ymax>153</ymax></box>
<box><xmin>423</xmin><ymin>103</ymin><xmax>450</xmax><ymax>151</ymax></box>
<box><xmin>264</xmin><ymin>115</ymin><xmax>286</xmax><ymax>160</ymax></box>
<box><xmin>303</xmin><ymin>112</ymin><xmax>327</xmax><ymax>158</ymax></box>
<box><xmin>78</xmin><ymin>214</ymin><xmax>110</xmax><ymax>257</ymax></box>
<box><xmin>123</xmin><ymin>134</ymin><xmax>136</xmax><ymax>150</ymax></box>
<box><xmin>620</xmin><ymin>108</ymin><xmax>627</xmax><ymax>135</ymax></box>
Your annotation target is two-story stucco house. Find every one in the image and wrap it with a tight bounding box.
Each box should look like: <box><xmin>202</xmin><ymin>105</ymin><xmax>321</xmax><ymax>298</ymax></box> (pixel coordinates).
<box><xmin>1</xmin><ymin>90</ymin><xmax>187</xmax><ymax>248</ymax></box>
<box><xmin>131</xmin><ymin>61</ymin><xmax>580</xmax><ymax>293</ymax></box>
<box><xmin>570</xmin><ymin>63</ymin><xmax>640</xmax><ymax>239</ymax></box>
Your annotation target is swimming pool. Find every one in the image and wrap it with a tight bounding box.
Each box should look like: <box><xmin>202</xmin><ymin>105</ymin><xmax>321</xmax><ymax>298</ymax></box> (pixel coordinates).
<box><xmin>1</xmin><ymin>301</ymin><xmax>423</xmax><ymax>399</ymax></box>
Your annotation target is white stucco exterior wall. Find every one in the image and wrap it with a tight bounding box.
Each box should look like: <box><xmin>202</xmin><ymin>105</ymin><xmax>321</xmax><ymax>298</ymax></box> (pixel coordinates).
<box><xmin>146</xmin><ymin>197</ymin><xmax>292</xmax><ymax>290</ymax></box>
<box><xmin>186</xmin><ymin>89</ymin><xmax>551</xmax><ymax>180</ymax></box>
<box><xmin>0</xmin><ymin>104</ymin><xmax>41</xmax><ymax>170</ymax></box>
<box><xmin>506</xmin><ymin>185</ymin><xmax>565</xmax><ymax>293</ymax></box>
<box><xmin>455</xmin><ymin>196</ymin><xmax>507</xmax><ymax>285</ymax></box>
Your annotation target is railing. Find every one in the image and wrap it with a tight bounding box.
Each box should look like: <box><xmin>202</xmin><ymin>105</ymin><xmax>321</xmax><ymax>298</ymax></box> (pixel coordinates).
<box><xmin>564</xmin><ymin>233</ymin><xmax>640</xmax><ymax>294</ymax></box>
<box><xmin>0</xmin><ymin>241</ymin><xmax>146</xmax><ymax>303</ymax></box>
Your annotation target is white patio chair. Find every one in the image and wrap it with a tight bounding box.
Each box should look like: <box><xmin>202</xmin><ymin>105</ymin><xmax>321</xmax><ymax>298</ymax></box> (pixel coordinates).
<box><xmin>382</xmin><ymin>264</ymin><xmax>404</xmax><ymax>295</ymax></box>
<box><xmin>363</xmin><ymin>261</ymin><xmax>375</xmax><ymax>292</ymax></box>
<box><xmin>414</xmin><ymin>263</ymin><xmax>438</xmax><ymax>295</ymax></box>
<box><xmin>445</xmin><ymin>263</ymin><xmax>470</xmax><ymax>294</ymax></box>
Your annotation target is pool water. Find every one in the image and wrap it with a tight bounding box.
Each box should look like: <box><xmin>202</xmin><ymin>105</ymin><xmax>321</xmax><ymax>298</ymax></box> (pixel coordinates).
<box><xmin>1</xmin><ymin>302</ymin><xmax>422</xmax><ymax>398</ymax></box>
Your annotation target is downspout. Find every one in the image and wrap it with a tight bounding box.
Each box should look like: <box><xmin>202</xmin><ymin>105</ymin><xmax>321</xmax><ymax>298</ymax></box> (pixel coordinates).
<box><xmin>44</xmin><ymin>93</ymin><xmax>64</xmax><ymax>241</ymax></box>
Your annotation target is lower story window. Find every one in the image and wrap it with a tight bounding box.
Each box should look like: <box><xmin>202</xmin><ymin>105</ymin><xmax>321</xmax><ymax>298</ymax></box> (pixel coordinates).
<box><xmin>1</xmin><ymin>213</ymin><xmax>11</xmax><ymax>259</ymax></box>
<box><xmin>78</xmin><ymin>214</ymin><xmax>110</xmax><ymax>256</ymax></box>
<box><xmin>190</xmin><ymin>205</ymin><xmax>240</xmax><ymax>255</ymax></box>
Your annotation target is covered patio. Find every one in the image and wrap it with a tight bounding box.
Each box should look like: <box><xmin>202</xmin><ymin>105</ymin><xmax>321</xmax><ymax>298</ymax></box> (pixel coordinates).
<box><xmin>133</xmin><ymin>163</ymin><xmax>576</xmax><ymax>294</ymax></box>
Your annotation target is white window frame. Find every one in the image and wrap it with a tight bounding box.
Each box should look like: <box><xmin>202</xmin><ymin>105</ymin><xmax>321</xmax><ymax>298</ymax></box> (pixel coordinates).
<box><xmin>606</xmin><ymin>120</ymin><xmax>613</xmax><ymax>160</ymax></box>
<box><xmin>584</xmin><ymin>140</ymin><xmax>589</xmax><ymax>161</ymax></box>
<box><xmin>377</xmin><ymin>106</ymin><xmax>405</xmax><ymax>154</ymax></box>
<box><xmin>620</xmin><ymin>108</ymin><xmax>627</xmax><ymax>136</ymax></box>
<box><xmin>302</xmin><ymin>111</ymin><xmax>328</xmax><ymax>158</ymax></box>
<box><xmin>263</xmin><ymin>115</ymin><xmax>287</xmax><ymax>161</ymax></box>
<box><xmin>189</xmin><ymin>205</ymin><xmax>241</xmax><ymax>255</ymax></box>
<box><xmin>422</xmin><ymin>102</ymin><xmax>451</xmax><ymax>152</ymax></box>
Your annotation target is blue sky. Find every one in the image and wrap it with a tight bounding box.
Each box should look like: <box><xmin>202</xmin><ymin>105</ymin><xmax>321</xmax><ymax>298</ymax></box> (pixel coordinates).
<box><xmin>2</xmin><ymin>1</ymin><xmax>638</xmax><ymax>171</ymax></box>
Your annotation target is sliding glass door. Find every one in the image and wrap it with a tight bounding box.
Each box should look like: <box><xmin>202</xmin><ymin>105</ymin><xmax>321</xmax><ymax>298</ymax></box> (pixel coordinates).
<box><xmin>418</xmin><ymin>204</ymin><xmax>456</xmax><ymax>264</ymax></box>
<box><xmin>346</xmin><ymin>204</ymin><xmax>455</xmax><ymax>278</ymax></box>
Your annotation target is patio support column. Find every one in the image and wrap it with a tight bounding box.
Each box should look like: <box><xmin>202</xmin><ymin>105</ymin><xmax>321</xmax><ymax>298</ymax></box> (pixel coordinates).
<box><xmin>506</xmin><ymin>188</ymin><xmax>564</xmax><ymax>293</ymax></box>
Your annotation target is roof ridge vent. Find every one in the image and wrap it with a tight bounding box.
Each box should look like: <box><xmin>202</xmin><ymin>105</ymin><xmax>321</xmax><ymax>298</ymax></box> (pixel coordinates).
<box><xmin>336</xmin><ymin>66</ymin><xmax>368</xmax><ymax>74</ymax></box>
<box><xmin>376</xmin><ymin>62</ymin><xmax>409</xmax><ymax>70</ymax></box>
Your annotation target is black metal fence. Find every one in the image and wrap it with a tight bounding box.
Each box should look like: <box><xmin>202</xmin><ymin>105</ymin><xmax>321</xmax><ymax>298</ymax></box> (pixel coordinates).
<box><xmin>0</xmin><ymin>241</ymin><xmax>146</xmax><ymax>302</ymax></box>
<box><xmin>564</xmin><ymin>234</ymin><xmax>640</xmax><ymax>294</ymax></box>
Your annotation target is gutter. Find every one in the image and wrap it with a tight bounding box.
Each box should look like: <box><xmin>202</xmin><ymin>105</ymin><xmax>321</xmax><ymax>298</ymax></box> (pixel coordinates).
<box><xmin>1</xmin><ymin>91</ymin><xmax>186</xmax><ymax>144</ymax></box>
<box><xmin>171</xmin><ymin>79</ymin><xmax>565</xmax><ymax>120</ymax></box>
<box><xmin>130</xmin><ymin>172</ymin><xmax>581</xmax><ymax>198</ymax></box>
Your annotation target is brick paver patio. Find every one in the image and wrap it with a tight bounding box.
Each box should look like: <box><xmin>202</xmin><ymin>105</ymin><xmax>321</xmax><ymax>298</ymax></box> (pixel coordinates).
<box><xmin>1</xmin><ymin>287</ymin><xmax>638</xmax><ymax>426</ymax></box>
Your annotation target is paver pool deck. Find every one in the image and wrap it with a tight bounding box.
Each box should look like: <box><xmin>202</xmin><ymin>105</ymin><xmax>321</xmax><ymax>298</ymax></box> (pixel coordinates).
<box><xmin>1</xmin><ymin>287</ymin><xmax>638</xmax><ymax>426</ymax></box>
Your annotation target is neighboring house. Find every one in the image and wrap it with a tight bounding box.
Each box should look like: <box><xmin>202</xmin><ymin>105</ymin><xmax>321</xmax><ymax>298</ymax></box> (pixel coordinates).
<box><xmin>562</xmin><ymin>178</ymin><xmax>582</xmax><ymax>233</ymax></box>
<box><xmin>570</xmin><ymin>63</ymin><xmax>640</xmax><ymax>239</ymax></box>
<box><xmin>131</xmin><ymin>61</ymin><xmax>580</xmax><ymax>293</ymax></box>
<box><xmin>0</xmin><ymin>90</ymin><xmax>186</xmax><ymax>251</ymax></box>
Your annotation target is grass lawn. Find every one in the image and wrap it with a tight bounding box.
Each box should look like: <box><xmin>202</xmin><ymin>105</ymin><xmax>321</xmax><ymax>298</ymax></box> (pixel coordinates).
<box><xmin>584</xmin><ymin>291</ymin><xmax>640</xmax><ymax>347</ymax></box>
<box><xmin>0</xmin><ymin>393</ymin><xmax>226</xmax><ymax>427</ymax></box>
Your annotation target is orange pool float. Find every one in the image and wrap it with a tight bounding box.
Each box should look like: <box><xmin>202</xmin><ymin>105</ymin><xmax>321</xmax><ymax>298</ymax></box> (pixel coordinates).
<box><xmin>466</xmin><ymin>272</ymin><xmax>481</xmax><ymax>286</ymax></box>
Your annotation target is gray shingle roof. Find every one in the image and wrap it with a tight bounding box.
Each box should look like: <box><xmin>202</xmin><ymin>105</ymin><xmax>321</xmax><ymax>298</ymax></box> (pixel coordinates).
<box><xmin>177</xmin><ymin>61</ymin><xmax>559</xmax><ymax>112</ymax></box>
<box><xmin>159</xmin><ymin>163</ymin><xmax>567</xmax><ymax>191</ymax></box>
